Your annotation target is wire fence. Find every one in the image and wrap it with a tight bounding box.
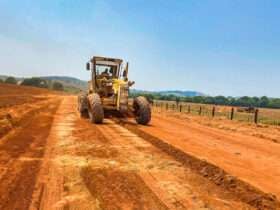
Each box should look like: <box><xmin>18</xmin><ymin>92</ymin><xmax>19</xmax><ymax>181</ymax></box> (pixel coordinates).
<box><xmin>151</xmin><ymin>100</ymin><xmax>280</xmax><ymax>126</ymax></box>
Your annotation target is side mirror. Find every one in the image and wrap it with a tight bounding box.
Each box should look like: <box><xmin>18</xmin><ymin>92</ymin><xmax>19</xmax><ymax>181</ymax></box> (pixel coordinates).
<box><xmin>122</xmin><ymin>70</ymin><xmax>127</xmax><ymax>77</ymax></box>
<box><xmin>123</xmin><ymin>62</ymin><xmax>129</xmax><ymax>78</ymax></box>
<box><xmin>128</xmin><ymin>81</ymin><xmax>135</xmax><ymax>86</ymax></box>
<box><xmin>86</xmin><ymin>62</ymin><xmax>90</xmax><ymax>71</ymax></box>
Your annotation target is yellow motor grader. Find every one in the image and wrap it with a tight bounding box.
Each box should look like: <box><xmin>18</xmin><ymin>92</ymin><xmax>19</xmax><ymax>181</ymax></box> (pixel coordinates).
<box><xmin>78</xmin><ymin>56</ymin><xmax>151</xmax><ymax>125</ymax></box>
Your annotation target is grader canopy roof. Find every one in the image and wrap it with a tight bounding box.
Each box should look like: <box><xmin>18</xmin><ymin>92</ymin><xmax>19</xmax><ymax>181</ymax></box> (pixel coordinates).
<box><xmin>91</xmin><ymin>56</ymin><xmax>123</xmax><ymax>66</ymax></box>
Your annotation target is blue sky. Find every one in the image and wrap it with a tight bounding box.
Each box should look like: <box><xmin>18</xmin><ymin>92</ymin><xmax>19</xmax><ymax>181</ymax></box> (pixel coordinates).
<box><xmin>0</xmin><ymin>0</ymin><xmax>279</xmax><ymax>97</ymax></box>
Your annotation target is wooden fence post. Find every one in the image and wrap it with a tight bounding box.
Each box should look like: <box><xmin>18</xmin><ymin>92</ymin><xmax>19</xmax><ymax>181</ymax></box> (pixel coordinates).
<box><xmin>179</xmin><ymin>105</ymin><xmax>182</xmax><ymax>112</ymax></box>
<box><xmin>230</xmin><ymin>108</ymin><xmax>234</xmax><ymax>120</ymax></box>
<box><xmin>176</xmin><ymin>101</ymin><xmax>179</xmax><ymax>109</ymax></box>
<box><xmin>254</xmin><ymin>109</ymin><xmax>259</xmax><ymax>124</ymax></box>
<box><xmin>166</xmin><ymin>103</ymin><xmax>168</xmax><ymax>110</ymax></box>
<box><xmin>212</xmin><ymin>106</ymin><xmax>216</xmax><ymax>117</ymax></box>
<box><xmin>199</xmin><ymin>106</ymin><xmax>202</xmax><ymax>115</ymax></box>
<box><xmin>188</xmin><ymin>105</ymin><xmax>191</xmax><ymax>113</ymax></box>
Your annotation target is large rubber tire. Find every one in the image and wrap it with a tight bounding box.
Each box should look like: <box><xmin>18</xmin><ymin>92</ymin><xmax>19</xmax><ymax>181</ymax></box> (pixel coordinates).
<box><xmin>80</xmin><ymin>110</ymin><xmax>89</xmax><ymax>118</ymax></box>
<box><xmin>78</xmin><ymin>93</ymin><xmax>89</xmax><ymax>118</ymax></box>
<box><xmin>133</xmin><ymin>96</ymin><xmax>151</xmax><ymax>125</ymax></box>
<box><xmin>88</xmin><ymin>93</ymin><xmax>104</xmax><ymax>124</ymax></box>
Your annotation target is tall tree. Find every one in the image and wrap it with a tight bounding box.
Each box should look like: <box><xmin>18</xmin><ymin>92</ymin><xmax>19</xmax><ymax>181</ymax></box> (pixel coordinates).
<box><xmin>21</xmin><ymin>77</ymin><xmax>48</xmax><ymax>88</ymax></box>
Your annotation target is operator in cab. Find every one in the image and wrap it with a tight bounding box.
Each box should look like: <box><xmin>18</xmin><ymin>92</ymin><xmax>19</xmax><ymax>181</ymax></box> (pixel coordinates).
<box><xmin>100</xmin><ymin>68</ymin><xmax>110</xmax><ymax>79</ymax></box>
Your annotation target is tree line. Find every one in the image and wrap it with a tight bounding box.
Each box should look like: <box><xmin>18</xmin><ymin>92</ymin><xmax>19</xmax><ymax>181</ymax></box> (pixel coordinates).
<box><xmin>130</xmin><ymin>92</ymin><xmax>280</xmax><ymax>109</ymax></box>
<box><xmin>2</xmin><ymin>76</ymin><xmax>279</xmax><ymax>109</ymax></box>
<box><xmin>0</xmin><ymin>76</ymin><xmax>64</xmax><ymax>91</ymax></box>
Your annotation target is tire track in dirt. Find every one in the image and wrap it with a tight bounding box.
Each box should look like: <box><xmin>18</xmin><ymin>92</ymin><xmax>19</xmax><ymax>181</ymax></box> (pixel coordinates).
<box><xmin>90</xmin><ymin>119</ymin><xmax>252</xmax><ymax>209</ymax></box>
<box><xmin>29</xmin><ymin>97</ymin><xmax>97</xmax><ymax>210</ymax></box>
<box><xmin>82</xmin><ymin>168</ymin><xmax>169</xmax><ymax>210</ymax></box>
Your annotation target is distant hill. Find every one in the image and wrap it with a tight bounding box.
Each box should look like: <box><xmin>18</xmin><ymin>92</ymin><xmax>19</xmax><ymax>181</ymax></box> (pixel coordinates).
<box><xmin>157</xmin><ymin>90</ymin><xmax>205</xmax><ymax>97</ymax></box>
<box><xmin>41</xmin><ymin>76</ymin><xmax>87</xmax><ymax>89</ymax></box>
<box><xmin>0</xmin><ymin>75</ymin><xmax>88</xmax><ymax>93</ymax></box>
<box><xmin>41</xmin><ymin>76</ymin><xmax>87</xmax><ymax>93</ymax></box>
<box><xmin>130</xmin><ymin>89</ymin><xmax>205</xmax><ymax>97</ymax></box>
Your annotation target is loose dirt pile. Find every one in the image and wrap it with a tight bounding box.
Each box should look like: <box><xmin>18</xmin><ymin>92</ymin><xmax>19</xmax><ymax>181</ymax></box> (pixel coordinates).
<box><xmin>0</xmin><ymin>83</ymin><xmax>62</xmax><ymax>138</ymax></box>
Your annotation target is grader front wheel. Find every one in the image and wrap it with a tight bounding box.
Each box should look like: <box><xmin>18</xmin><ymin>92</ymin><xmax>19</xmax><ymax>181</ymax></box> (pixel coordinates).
<box><xmin>133</xmin><ymin>96</ymin><xmax>151</xmax><ymax>125</ymax></box>
<box><xmin>88</xmin><ymin>93</ymin><xmax>104</xmax><ymax>124</ymax></box>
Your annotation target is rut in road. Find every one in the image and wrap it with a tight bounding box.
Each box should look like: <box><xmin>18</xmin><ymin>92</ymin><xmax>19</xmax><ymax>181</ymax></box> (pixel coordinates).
<box><xmin>30</xmin><ymin>96</ymin><xmax>252</xmax><ymax>210</ymax></box>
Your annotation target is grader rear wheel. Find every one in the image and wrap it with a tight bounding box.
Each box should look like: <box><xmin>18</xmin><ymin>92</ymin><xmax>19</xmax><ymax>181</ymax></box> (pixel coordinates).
<box><xmin>80</xmin><ymin>110</ymin><xmax>89</xmax><ymax>118</ymax></box>
<box><xmin>78</xmin><ymin>93</ymin><xmax>89</xmax><ymax>118</ymax></box>
<box><xmin>133</xmin><ymin>96</ymin><xmax>151</xmax><ymax>125</ymax></box>
<box><xmin>88</xmin><ymin>93</ymin><xmax>104</xmax><ymax>124</ymax></box>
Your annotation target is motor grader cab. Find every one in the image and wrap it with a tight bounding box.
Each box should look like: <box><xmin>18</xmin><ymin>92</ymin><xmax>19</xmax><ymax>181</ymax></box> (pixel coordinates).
<box><xmin>78</xmin><ymin>56</ymin><xmax>151</xmax><ymax>125</ymax></box>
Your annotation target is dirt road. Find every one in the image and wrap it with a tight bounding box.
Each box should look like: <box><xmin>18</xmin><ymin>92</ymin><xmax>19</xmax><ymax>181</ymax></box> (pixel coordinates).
<box><xmin>28</xmin><ymin>96</ymin><xmax>253</xmax><ymax>210</ymax></box>
<box><xmin>0</xmin><ymin>86</ymin><xmax>279</xmax><ymax>210</ymax></box>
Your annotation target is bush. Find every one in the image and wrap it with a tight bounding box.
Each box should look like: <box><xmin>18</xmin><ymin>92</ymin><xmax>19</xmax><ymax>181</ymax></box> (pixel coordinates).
<box><xmin>52</xmin><ymin>81</ymin><xmax>64</xmax><ymax>91</ymax></box>
<box><xmin>5</xmin><ymin>77</ymin><xmax>17</xmax><ymax>84</ymax></box>
<box><xmin>0</xmin><ymin>78</ymin><xmax>3</xmax><ymax>83</ymax></box>
<box><xmin>21</xmin><ymin>77</ymin><xmax>48</xmax><ymax>88</ymax></box>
